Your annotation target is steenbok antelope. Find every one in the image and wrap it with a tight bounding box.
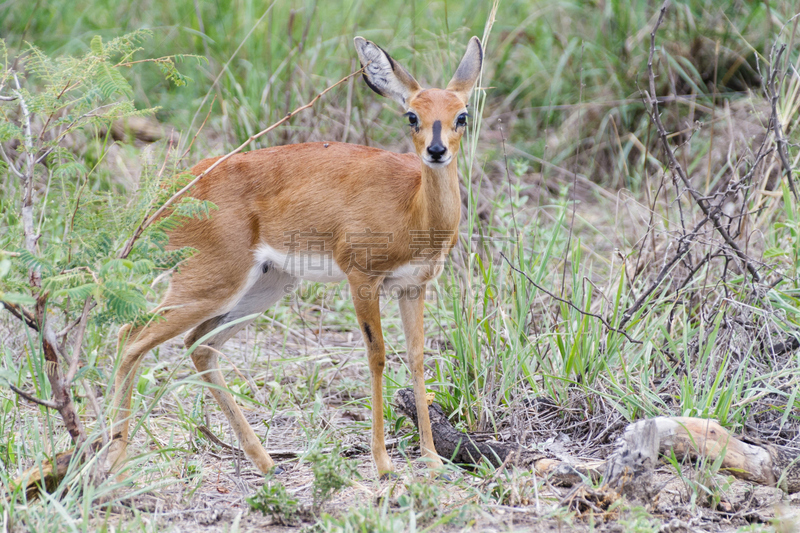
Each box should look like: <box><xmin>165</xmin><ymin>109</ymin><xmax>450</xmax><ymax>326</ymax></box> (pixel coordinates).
<box><xmin>110</xmin><ymin>36</ymin><xmax>483</xmax><ymax>478</ymax></box>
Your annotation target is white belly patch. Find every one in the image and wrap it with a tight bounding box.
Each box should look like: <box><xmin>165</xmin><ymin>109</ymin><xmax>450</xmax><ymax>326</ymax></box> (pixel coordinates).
<box><xmin>255</xmin><ymin>242</ymin><xmax>347</xmax><ymax>283</ymax></box>
<box><xmin>254</xmin><ymin>243</ymin><xmax>447</xmax><ymax>289</ymax></box>
<box><xmin>383</xmin><ymin>255</ymin><xmax>446</xmax><ymax>291</ymax></box>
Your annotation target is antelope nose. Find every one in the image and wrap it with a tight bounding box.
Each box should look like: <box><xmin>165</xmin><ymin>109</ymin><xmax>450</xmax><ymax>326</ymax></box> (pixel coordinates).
<box><xmin>427</xmin><ymin>144</ymin><xmax>446</xmax><ymax>160</ymax></box>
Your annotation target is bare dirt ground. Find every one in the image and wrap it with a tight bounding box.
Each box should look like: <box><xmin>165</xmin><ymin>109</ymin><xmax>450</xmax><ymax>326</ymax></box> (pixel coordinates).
<box><xmin>72</xmin><ymin>325</ymin><xmax>800</xmax><ymax>533</ymax></box>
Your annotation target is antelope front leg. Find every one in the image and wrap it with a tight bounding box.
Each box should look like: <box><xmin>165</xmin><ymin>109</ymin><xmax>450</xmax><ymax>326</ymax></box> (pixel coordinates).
<box><xmin>350</xmin><ymin>279</ymin><xmax>394</xmax><ymax>477</ymax></box>
<box><xmin>399</xmin><ymin>285</ymin><xmax>443</xmax><ymax>471</ymax></box>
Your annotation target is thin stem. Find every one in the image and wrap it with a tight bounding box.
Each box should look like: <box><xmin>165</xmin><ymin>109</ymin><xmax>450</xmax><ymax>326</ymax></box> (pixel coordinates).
<box><xmin>500</xmin><ymin>252</ymin><xmax>641</xmax><ymax>345</ymax></box>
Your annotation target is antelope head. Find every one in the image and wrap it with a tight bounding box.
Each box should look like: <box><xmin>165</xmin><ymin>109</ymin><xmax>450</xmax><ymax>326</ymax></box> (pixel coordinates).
<box><xmin>354</xmin><ymin>36</ymin><xmax>483</xmax><ymax>169</ymax></box>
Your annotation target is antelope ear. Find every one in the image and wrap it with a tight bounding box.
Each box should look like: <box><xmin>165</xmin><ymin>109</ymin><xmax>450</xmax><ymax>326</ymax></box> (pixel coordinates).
<box><xmin>446</xmin><ymin>37</ymin><xmax>483</xmax><ymax>101</ymax></box>
<box><xmin>354</xmin><ymin>37</ymin><xmax>421</xmax><ymax>106</ymax></box>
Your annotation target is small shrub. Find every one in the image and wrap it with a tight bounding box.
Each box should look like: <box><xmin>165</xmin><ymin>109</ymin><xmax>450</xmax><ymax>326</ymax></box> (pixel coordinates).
<box><xmin>247</xmin><ymin>476</ymin><xmax>299</xmax><ymax>525</ymax></box>
<box><xmin>396</xmin><ymin>480</ymin><xmax>446</xmax><ymax>523</ymax></box>
<box><xmin>307</xmin><ymin>445</ymin><xmax>360</xmax><ymax>513</ymax></box>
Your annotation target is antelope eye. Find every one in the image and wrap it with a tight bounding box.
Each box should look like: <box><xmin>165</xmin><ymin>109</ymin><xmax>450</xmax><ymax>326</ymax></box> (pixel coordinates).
<box><xmin>456</xmin><ymin>113</ymin><xmax>468</xmax><ymax>127</ymax></box>
<box><xmin>404</xmin><ymin>112</ymin><xmax>418</xmax><ymax>127</ymax></box>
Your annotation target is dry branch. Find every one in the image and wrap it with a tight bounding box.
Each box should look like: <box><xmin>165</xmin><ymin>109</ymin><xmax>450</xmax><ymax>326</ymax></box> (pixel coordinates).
<box><xmin>766</xmin><ymin>45</ymin><xmax>798</xmax><ymax>201</ymax></box>
<box><xmin>611</xmin><ymin>417</ymin><xmax>800</xmax><ymax>493</ymax></box>
<box><xmin>645</xmin><ymin>2</ymin><xmax>763</xmax><ymax>284</ymax></box>
<box><xmin>500</xmin><ymin>252</ymin><xmax>641</xmax><ymax>344</ymax></box>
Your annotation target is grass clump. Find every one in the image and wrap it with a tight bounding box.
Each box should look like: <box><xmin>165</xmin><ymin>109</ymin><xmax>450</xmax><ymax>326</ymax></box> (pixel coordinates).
<box><xmin>314</xmin><ymin>505</ymin><xmax>406</xmax><ymax>533</ymax></box>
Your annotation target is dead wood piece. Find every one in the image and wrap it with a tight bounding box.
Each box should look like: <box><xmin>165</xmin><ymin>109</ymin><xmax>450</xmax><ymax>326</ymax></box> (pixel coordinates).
<box><xmin>394</xmin><ymin>388</ymin><xmax>517</xmax><ymax>467</ymax></box>
<box><xmin>621</xmin><ymin>417</ymin><xmax>800</xmax><ymax>493</ymax></box>
<box><xmin>603</xmin><ymin>418</ymin><xmax>661</xmax><ymax>502</ymax></box>
<box><xmin>393</xmin><ymin>388</ymin><xmax>593</xmax><ymax>485</ymax></box>
<box><xmin>12</xmin><ymin>448</ymin><xmax>82</xmax><ymax>500</ymax></box>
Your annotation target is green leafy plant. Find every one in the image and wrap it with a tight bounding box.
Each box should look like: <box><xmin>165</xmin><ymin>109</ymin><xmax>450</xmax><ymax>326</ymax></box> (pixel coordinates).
<box><xmin>307</xmin><ymin>445</ymin><xmax>360</xmax><ymax>514</ymax></box>
<box><xmin>314</xmin><ymin>501</ymin><xmax>406</xmax><ymax>533</ymax></box>
<box><xmin>247</xmin><ymin>475</ymin><xmax>300</xmax><ymax>526</ymax></box>
<box><xmin>395</xmin><ymin>479</ymin><xmax>447</xmax><ymax>524</ymax></box>
<box><xmin>0</xmin><ymin>31</ymin><xmax>199</xmax><ymax>487</ymax></box>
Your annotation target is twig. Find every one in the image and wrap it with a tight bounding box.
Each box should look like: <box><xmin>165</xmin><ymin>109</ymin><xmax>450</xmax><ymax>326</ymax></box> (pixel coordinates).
<box><xmin>2</xmin><ymin>301</ymin><xmax>39</xmax><ymax>331</ymax></box>
<box><xmin>117</xmin><ymin>66</ymin><xmax>366</xmax><ymax>259</ymax></box>
<box><xmin>56</xmin><ymin>315</ymin><xmax>83</xmax><ymax>339</ymax></box>
<box><xmin>81</xmin><ymin>377</ymin><xmax>109</xmax><ymax>447</ymax></box>
<box><xmin>620</xmin><ymin>216</ymin><xmax>710</xmax><ymax>328</ymax></box>
<box><xmin>65</xmin><ymin>296</ymin><xmax>95</xmax><ymax>384</ymax></box>
<box><xmin>766</xmin><ymin>45</ymin><xmax>798</xmax><ymax>201</ymax></box>
<box><xmin>50</xmin><ymin>103</ymin><xmax>118</xmax><ymax>146</ymax></box>
<box><xmin>500</xmin><ymin>252</ymin><xmax>641</xmax><ymax>344</ymax></box>
<box><xmin>114</xmin><ymin>56</ymin><xmax>197</xmax><ymax>68</ymax></box>
<box><xmin>7</xmin><ymin>384</ymin><xmax>60</xmax><ymax>410</ymax></box>
<box><xmin>180</xmin><ymin>94</ymin><xmax>216</xmax><ymax>161</ymax></box>
<box><xmin>645</xmin><ymin>2</ymin><xmax>763</xmax><ymax>283</ymax></box>
<box><xmin>37</xmin><ymin>79</ymin><xmax>74</xmax><ymax>143</ymax></box>
<box><xmin>0</xmin><ymin>143</ymin><xmax>24</xmax><ymax>179</ymax></box>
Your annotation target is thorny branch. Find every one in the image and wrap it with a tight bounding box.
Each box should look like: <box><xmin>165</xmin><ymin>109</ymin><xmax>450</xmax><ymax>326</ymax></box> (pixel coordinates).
<box><xmin>644</xmin><ymin>2</ymin><xmax>763</xmax><ymax>284</ymax></box>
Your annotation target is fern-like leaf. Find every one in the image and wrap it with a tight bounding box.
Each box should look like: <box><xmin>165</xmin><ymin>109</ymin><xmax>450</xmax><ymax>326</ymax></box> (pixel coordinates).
<box><xmin>16</xmin><ymin>249</ymin><xmax>54</xmax><ymax>275</ymax></box>
<box><xmin>102</xmin><ymin>281</ymin><xmax>147</xmax><ymax>321</ymax></box>
<box><xmin>55</xmin><ymin>283</ymin><xmax>98</xmax><ymax>301</ymax></box>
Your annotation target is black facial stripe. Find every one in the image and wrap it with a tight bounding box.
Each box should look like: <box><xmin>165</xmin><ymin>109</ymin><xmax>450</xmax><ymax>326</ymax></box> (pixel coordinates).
<box><xmin>432</xmin><ymin>120</ymin><xmax>443</xmax><ymax>147</ymax></box>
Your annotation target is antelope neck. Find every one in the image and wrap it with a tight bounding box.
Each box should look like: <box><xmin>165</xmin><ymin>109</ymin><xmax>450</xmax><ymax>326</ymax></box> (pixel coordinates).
<box><xmin>413</xmin><ymin>157</ymin><xmax>460</xmax><ymax>233</ymax></box>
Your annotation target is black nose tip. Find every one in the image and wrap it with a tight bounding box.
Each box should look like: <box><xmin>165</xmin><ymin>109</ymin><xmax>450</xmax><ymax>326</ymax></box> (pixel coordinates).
<box><xmin>427</xmin><ymin>144</ymin><xmax>447</xmax><ymax>160</ymax></box>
